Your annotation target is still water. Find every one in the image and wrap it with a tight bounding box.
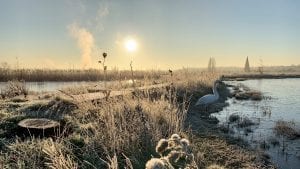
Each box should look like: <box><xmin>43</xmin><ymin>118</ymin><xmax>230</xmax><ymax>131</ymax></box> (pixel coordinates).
<box><xmin>213</xmin><ymin>78</ymin><xmax>300</xmax><ymax>169</ymax></box>
<box><xmin>0</xmin><ymin>81</ymin><xmax>94</xmax><ymax>92</ymax></box>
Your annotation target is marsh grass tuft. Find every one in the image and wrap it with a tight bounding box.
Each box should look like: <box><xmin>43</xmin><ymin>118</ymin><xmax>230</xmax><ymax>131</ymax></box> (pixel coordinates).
<box><xmin>228</xmin><ymin>114</ymin><xmax>240</xmax><ymax>123</ymax></box>
<box><xmin>274</xmin><ymin>120</ymin><xmax>300</xmax><ymax>139</ymax></box>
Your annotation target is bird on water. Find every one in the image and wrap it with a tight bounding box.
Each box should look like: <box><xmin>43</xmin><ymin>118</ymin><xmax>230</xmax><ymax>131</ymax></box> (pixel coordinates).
<box><xmin>195</xmin><ymin>80</ymin><xmax>221</xmax><ymax>107</ymax></box>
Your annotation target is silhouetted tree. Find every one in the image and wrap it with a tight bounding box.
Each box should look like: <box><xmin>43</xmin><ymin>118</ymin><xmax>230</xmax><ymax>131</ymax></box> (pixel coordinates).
<box><xmin>258</xmin><ymin>57</ymin><xmax>264</xmax><ymax>74</ymax></box>
<box><xmin>208</xmin><ymin>57</ymin><xmax>216</xmax><ymax>72</ymax></box>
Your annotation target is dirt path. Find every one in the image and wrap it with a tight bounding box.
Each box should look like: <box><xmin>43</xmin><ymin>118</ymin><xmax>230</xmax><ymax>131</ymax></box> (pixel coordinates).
<box><xmin>66</xmin><ymin>83</ymin><xmax>170</xmax><ymax>102</ymax></box>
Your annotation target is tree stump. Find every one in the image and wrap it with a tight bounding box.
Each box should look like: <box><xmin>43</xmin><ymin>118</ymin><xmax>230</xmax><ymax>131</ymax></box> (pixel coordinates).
<box><xmin>18</xmin><ymin>118</ymin><xmax>60</xmax><ymax>137</ymax></box>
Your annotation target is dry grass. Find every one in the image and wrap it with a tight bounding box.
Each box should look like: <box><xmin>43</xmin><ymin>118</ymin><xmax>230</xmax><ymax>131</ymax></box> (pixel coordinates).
<box><xmin>43</xmin><ymin>139</ymin><xmax>78</xmax><ymax>169</ymax></box>
<box><xmin>0</xmin><ymin>80</ymin><xmax>28</xmax><ymax>99</ymax></box>
<box><xmin>0</xmin><ymin>68</ymin><xmax>164</xmax><ymax>82</ymax></box>
<box><xmin>0</xmin><ymin>70</ymin><xmax>275</xmax><ymax>168</ymax></box>
<box><xmin>0</xmin><ymin>91</ymin><xmax>187</xmax><ymax>168</ymax></box>
<box><xmin>192</xmin><ymin>136</ymin><xmax>275</xmax><ymax>169</ymax></box>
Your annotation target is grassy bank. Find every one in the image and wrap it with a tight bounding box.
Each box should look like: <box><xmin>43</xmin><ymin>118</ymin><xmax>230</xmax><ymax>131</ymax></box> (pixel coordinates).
<box><xmin>0</xmin><ymin>71</ymin><xmax>275</xmax><ymax>168</ymax></box>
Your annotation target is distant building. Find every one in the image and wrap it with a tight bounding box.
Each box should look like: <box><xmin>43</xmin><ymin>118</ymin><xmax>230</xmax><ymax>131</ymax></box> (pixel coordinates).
<box><xmin>208</xmin><ymin>57</ymin><xmax>216</xmax><ymax>72</ymax></box>
<box><xmin>244</xmin><ymin>56</ymin><xmax>250</xmax><ymax>72</ymax></box>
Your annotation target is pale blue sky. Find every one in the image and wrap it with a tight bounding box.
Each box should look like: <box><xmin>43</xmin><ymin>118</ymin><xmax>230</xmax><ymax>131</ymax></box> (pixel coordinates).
<box><xmin>0</xmin><ymin>0</ymin><xmax>299</xmax><ymax>69</ymax></box>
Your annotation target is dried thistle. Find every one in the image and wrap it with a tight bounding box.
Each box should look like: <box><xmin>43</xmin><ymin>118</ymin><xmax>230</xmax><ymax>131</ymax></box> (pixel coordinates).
<box><xmin>180</xmin><ymin>138</ymin><xmax>190</xmax><ymax>151</ymax></box>
<box><xmin>156</xmin><ymin>139</ymin><xmax>169</xmax><ymax>155</ymax></box>
<box><xmin>206</xmin><ymin>164</ymin><xmax>225</xmax><ymax>169</ymax></box>
<box><xmin>145</xmin><ymin>158</ymin><xmax>166</xmax><ymax>169</ymax></box>
<box><xmin>170</xmin><ymin>134</ymin><xmax>181</xmax><ymax>140</ymax></box>
<box><xmin>102</xmin><ymin>52</ymin><xmax>107</xmax><ymax>58</ymax></box>
<box><xmin>146</xmin><ymin>134</ymin><xmax>197</xmax><ymax>169</ymax></box>
<box><xmin>167</xmin><ymin>150</ymin><xmax>181</xmax><ymax>163</ymax></box>
<box><xmin>168</xmin><ymin>139</ymin><xmax>181</xmax><ymax>149</ymax></box>
<box><xmin>168</xmin><ymin>69</ymin><xmax>173</xmax><ymax>77</ymax></box>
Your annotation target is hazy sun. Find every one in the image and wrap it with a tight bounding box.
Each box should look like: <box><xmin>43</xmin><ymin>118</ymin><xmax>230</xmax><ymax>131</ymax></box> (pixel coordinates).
<box><xmin>125</xmin><ymin>39</ymin><xmax>137</xmax><ymax>52</ymax></box>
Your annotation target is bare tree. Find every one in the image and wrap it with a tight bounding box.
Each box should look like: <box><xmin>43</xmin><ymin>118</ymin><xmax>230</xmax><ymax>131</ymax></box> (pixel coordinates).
<box><xmin>258</xmin><ymin>57</ymin><xmax>264</xmax><ymax>74</ymax></box>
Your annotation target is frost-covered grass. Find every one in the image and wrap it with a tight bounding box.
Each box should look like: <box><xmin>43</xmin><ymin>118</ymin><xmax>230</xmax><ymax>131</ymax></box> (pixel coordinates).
<box><xmin>0</xmin><ymin>70</ymin><xmax>274</xmax><ymax>169</ymax></box>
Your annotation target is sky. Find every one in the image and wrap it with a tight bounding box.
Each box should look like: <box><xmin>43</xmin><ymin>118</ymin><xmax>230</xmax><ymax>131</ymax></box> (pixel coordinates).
<box><xmin>0</xmin><ymin>0</ymin><xmax>299</xmax><ymax>70</ymax></box>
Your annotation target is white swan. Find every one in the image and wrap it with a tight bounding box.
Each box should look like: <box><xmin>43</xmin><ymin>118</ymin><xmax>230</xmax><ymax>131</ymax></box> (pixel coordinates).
<box><xmin>195</xmin><ymin>80</ymin><xmax>220</xmax><ymax>106</ymax></box>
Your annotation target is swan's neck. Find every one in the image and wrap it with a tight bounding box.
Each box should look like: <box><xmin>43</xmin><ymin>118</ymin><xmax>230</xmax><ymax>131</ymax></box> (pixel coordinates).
<box><xmin>213</xmin><ymin>83</ymin><xmax>219</xmax><ymax>97</ymax></box>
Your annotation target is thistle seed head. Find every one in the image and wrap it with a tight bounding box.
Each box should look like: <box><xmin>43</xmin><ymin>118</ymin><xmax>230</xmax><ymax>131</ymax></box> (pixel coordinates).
<box><xmin>156</xmin><ymin>139</ymin><xmax>169</xmax><ymax>154</ymax></box>
<box><xmin>167</xmin><ymin>150</ymin><xmax>181</xmax><ymax>163</ymax></box>
<box><xmin>102</xmin><ymin>52</ymin><xmax>107</xmax><ymax>58</ymax></box>
<box><xmin>170</xmin><ymin>134</ymin><xmax>181</xmax><ymax>140</ymax></box>
<box><xmin>180</xmin><ymin>138</ymin><xmax>190</xmax><ymax>151</ymax></box>
<box><xmin>207</xmin><ymin>164</ymin><xmax>225</xmax><ymax>169</ymax></box>
<box><xmin>145</xmin><ymin>158</ymin><xmax>166</xmax><ymax>169</ymax></box>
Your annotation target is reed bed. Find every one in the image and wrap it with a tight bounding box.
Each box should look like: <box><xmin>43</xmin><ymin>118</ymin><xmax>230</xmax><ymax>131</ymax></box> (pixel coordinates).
<box><xmin>0</xmin><ymin>68</ymin><xmax>164</xmax><ymax>82</ymax></box>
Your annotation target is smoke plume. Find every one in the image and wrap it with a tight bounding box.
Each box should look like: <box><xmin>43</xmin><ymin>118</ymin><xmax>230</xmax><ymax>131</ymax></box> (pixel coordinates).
<box><xmin>68</xmin><ymin>23</ymin><xmax>94</xmax><ymax>68</ymax></box>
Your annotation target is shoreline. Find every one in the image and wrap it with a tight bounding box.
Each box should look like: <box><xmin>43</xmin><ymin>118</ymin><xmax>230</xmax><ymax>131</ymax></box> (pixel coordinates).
<box><xmin>185</xmin><ymin>81</ymin><xmax>275</xmax><ymax>168</ymax></box>
<box><xmin>223</xmin><ymin>73</ymin><xmax>300</xmax><ymax>81</ymax></box>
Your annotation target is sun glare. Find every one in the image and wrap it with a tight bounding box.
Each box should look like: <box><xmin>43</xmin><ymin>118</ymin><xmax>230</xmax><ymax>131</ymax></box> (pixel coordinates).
<box><xmin>125</xmin><ymin>39</ymin><xmax>137</xmax><ymax>52</ymax></box>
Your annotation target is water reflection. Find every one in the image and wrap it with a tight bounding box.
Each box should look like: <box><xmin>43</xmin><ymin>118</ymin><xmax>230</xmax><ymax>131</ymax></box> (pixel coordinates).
<box><xmin>0</xmin><ymin>81</ymin><xmax>94</xmax><ymax>92</ymax></box>
<box><xmin>213</xmin><ymin>78</ymin><xmax>300</xmax><ymax>169</ymax></box>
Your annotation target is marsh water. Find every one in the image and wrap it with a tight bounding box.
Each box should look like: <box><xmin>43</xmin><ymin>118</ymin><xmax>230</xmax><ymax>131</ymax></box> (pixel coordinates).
<box><xmin>213</xmin><ymin>78</ymin><xmax>300</xmax><ymax>169</ymax></box>
<box><xmin>0</xmin><ymin>80</ymin><xmax>136</xmax><ymax>93</ymax></box>
<box><xmin>0</xmin><ymin>81</ymin><xmax>92</xmax><ymax>92</ymax></box>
